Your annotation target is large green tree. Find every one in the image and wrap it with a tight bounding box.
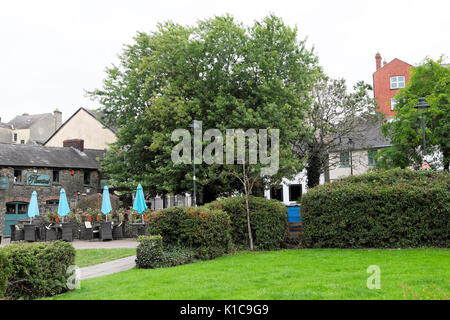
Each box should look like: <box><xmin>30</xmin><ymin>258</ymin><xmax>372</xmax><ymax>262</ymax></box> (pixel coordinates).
<box><xmin>376</xmin><ymin>57</ymin><xmax>450</xmax><ymax>170</ymax></box>
<box><xmin>89</xmin><ymin>14</ymin><xmax>319</xmax><ymax>208</ymax></box>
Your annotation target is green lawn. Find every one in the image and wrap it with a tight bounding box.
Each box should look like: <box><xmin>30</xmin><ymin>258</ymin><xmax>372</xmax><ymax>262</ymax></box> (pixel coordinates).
<box><xmin>75</xmin><ymin>249</ymin><xmax>136</xmax><ymax>268</ymax></box>
<box><xmin>53</xmin><ymin>248</ymin><xmax>449</xmax><ymax>300</ymax></box>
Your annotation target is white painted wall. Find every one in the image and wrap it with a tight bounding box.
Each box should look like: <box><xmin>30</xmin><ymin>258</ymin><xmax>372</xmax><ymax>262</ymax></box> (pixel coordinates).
<box><xmin>45</xmin><ymin>109</ymin><xmax>117</xmax><ymax>150</ymax></box>
<box><xmin>264</xmin><ymin>169</ymin><xmax>325</xmax><ymax>205</ymax></box>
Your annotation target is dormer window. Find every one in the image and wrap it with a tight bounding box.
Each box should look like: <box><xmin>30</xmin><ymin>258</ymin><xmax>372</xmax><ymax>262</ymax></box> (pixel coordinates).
<box><xmin>390</xmin><ymin>76</ymin><xmax>405</xmax><ymax>89</ymax></box>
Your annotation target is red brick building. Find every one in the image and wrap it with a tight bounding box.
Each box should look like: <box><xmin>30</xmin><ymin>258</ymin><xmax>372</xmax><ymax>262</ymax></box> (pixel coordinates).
<box><xmin>373</xmin><ymin>53</ymin><xmax>412</xmax><ymax>119</ymax></box>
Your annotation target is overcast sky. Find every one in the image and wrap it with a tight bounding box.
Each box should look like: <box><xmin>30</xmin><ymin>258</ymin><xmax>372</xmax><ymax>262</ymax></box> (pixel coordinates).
<box><xmin>0</xmin><ymin>0</ymin><xmax>448</xmax><ymax>123</ymax></box>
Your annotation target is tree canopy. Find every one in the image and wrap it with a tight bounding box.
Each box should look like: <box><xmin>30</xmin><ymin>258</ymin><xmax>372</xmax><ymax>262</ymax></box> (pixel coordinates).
<box><xmin>89</xmin><ymin>14</ymin><xmax>319</xmax><ymax>202</ymax></box>
<box><xmin>376</xmin><ymin>57</ymin><xmax>450</xmax><ymax>170</ymax></box>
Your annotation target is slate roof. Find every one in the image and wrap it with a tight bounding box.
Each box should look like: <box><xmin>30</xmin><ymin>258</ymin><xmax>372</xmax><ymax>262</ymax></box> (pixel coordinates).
<box><xmin>0</xmin><ymin>122</ymin><xmax>12</xmax><ymax>129</ymax></box>
<box><xmin>331</xmin><ymin>119</ymin><xmax>391</xmax><ymax>152</ymax></box>
<box><xmin>0</xmin><ymin>143</ymin><xmax>106</xmax><ymax>169</ymax></box>
<box><xmin>7</xmin><ymin>113</ymin><xmax>52</xmax><ymax>129</ymax></box>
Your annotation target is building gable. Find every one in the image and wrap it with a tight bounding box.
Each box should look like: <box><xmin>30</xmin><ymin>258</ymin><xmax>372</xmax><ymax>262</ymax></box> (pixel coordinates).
<box><xmin>44</xmin><ymin>108</ymin><xmax>117</xmax><ymax>150</ymax></box>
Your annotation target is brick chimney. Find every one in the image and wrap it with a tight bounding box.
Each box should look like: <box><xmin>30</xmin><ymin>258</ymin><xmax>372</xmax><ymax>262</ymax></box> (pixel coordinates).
<box><xmin>375</xmin><ymin>52</ymin><xmax>382</xmax><ymax>70</ymax></box>
<box><xmin>53</xmin><ymin>108</ymin><xmax>62</xmax><ymax>130</ymax></box>
<box><xmin>63</xmin><ymin>139</ymin><xmax>84</xmax><ymax>152</ymax></box>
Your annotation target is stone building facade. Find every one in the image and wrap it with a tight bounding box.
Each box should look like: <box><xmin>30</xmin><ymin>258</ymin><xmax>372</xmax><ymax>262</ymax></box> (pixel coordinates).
<box><xmin>0</xmin><ymin>142</ymin><xmax>104</xmax><ymax>236</ymax></box>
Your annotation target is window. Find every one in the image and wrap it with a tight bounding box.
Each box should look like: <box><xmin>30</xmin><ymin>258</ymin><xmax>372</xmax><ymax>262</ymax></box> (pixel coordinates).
<box><xmin>289</xmin><ymin>184</ymin><xmax>302</xmax><ymax>202</ymax></box>
<box><xmin>391</xmin><ymin>98</ymin><xmax>397</xmax><ymax>111</ymax></box>
<box><xmin>368</xmin><ymin>149</ymin><xmax>378</xmax><ymax>166</ymax></box>
<box><xmin>270</xmin><ymin>186</ymin><xmax>283</xmax><ymax>201</ymax></box>
<box><xmin>20</xmin><ymin>140</ymin><xmax>25</xmax><ymax>144</ymax></box>
<box><xmin>13</xmin><ymin>169</ymin><xmax>22</xmax><ymax>184</ymax></box>
<box><xmin>390</xmin><ymin>76</ymin><xmax>405</xmax><ymax>89</ymax></box>
<box><xmin>53</xmin><ymin>170</ymin><xmax>60</xmax><ymax>184</ymax></box>
<box><xmin>83</xmin><ymin>171</ymin><xmax>91</xmax><ymax>185</ymax></box>
<box><xmin>339</xmin><ymin>151</ymin><xmax>350</xmax><ymax>167</ymax></box>
<box><xmin>46</xmin><ymin>199</ymin><xmax>59</xmax><ymax>205</ymax></box>
<box><xmin>13</xmin><ymin>133</ymin><xmax>17</xmax><ymax>142</ymax></box>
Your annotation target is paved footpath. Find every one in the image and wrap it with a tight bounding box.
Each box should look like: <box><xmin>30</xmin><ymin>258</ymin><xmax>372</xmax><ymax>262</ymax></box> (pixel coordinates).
<box><xmin>79</xmin><ymin>255</ymin><xmax>137</xmax><ymax>280</ymax></box>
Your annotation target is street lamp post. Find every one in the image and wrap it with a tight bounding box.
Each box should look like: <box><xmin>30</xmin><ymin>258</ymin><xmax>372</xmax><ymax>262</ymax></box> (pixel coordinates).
<box><xmin>191</xmin><ymin>120</ymin><xmax>200</xmax><ymax>207</ymax></box>
<box><xmin>414</xmin><ymin>97</ymin><xmax>430</xmax><ymax>158</ymax></box>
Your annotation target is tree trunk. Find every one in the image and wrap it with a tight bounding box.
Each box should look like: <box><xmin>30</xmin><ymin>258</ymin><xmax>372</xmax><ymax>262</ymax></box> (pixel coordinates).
<box><xmin>306</xmin><ymin>149</ymin><xmax>322</xmax><ymax>189</ymax></box>
<box><xmin>244</xmin><ymin>187</ymin><xmax>254</xmax><ymax>251</ymax></box>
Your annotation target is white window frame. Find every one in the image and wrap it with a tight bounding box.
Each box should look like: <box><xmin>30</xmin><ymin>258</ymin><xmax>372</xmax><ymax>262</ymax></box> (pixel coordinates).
<box><xmin>390</xmin><ymin>76</ymin><xmax>405</xmax><ymax>89</ymax></box>
<box><xmin>391</xmin><ymin>98</ymin><xmax>397</xmax><ymax>111</ymax></box>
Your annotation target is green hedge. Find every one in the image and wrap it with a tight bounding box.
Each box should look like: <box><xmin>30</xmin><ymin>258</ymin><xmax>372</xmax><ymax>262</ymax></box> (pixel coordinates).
<box><xmin>0</xmin><ymin>241</ymin><xmax>76</xmax><ymax>299</ymax></box>
<box><xmin>136</xmin><ymin>235</ymin><xmax>196</xmax><ymax>269</ymax></box>
<box><xmin>301</xmin><ymin>169</ymin><xmax>450</xmax><ymax>248</ymax></box>
<box><xmin>148</xmin><ymin>206</ymin><xmax>232</xmax><ymax>260</ymax></box>
<box><xmin>136</xmin><ymin>235</ymin><xmax>166</xmax><ymax>269</ymax></box>
<box><xmin>0</xmin><ymin>250</ymin><xmax>11</xmax><ymax>298</ymax></box>
<box><xmin>208</xmin><ymin>196</ymin><xmax>288</xmax><ymax>250</ymax></box>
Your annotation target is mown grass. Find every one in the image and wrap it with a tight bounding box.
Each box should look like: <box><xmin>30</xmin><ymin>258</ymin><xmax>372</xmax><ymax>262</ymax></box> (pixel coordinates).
<box><xmin>75</xmin><ymin>249</ymin><xmax>136</xmax><ymax>268</ymax></box>
<box><xmin>53</xmin><ymin>248</ymin><xmax>449</xmax><ymax>300</ymax></box>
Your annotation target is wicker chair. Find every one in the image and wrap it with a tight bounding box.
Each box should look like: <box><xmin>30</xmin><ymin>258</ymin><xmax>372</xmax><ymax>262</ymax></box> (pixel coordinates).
<box><xmin>137</xmin><ymin>223</ymin><xmax>148</xmax><ymax>236</ymax></box>
<box><xmin>24</xmin><ymin>224</ymin><xmax>37</xmax><ymax>242</ymax></box>
<box><xmin>61</xmin><ymin>223</ymin><xmax>73</xmax><ymax>242</ymax></box>
<box><xmin>112</xmin><ymin>222</ymin><xmax>123</xmax><ymax>240</ymax></box>
<box><xmin>79</xmin><ymin>221</ymin><xmax>94</xmax><ymax>240</ymax></box>
<box><xmin>10</xmin><ymin>225</ymin><xmax>24</xmax><ymax>242</ymax></box>
<box><xmin>99</xmin><ymin>221</ymin><xmax>113</xmax><ymax>241</ymax></box>
<box><xmin>44</xmin><ymin>225</ymin><xmax>57</xmax><ymax>241</ymax></box>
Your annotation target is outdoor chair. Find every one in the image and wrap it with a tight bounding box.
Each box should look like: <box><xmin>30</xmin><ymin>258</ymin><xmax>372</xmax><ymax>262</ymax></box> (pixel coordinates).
<box><xmin>80</xmin><ymin>221</ymin><xmax>94</xmax><ymax>240</ymax></box>
<box><xmin>61</xmin><ymin>223</ymin><xmax>73</xmax><ymax>242</ymax></box>
<box><xmin>10</xmin><ymin>225</ymin><xmax>24</xmax><ymax>242</ymax></box>
<box><xmin>99</xmin><ymin>221</ymin><xmax>113</xmax><ymax>241</ymax></box>
<box><xmin>112</xmin><ymin>222</ymin><xmax>123</xmax><ymax>240</ymax></box>
<box><xmin>137</xmin><ymin>223</ymin><xmax>148</xmax><ymax>236</ymax></box>
<box><xmin>44</xmin><ymin>225</ymin><xmax>57</xmax><ymax>241</ymax></box>
<box><xmin>24</xmin><ymin>224</ymin><xmax>37</xmax><ymax>242</ymax></box>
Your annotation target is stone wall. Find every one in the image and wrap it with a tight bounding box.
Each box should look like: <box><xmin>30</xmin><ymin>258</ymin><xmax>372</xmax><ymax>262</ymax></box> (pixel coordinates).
<box><xmin>0</xmin><ymin>166</ymin><xmax>100</xmax><ymax>234</ymax></box>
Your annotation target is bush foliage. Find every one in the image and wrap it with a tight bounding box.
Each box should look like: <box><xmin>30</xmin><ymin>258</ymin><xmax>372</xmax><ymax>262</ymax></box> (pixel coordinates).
<box><xmin>208</xmin><ymin>196</ymin><xmax>288</xmax><ymax>250</ymax></box>
<box><xmin>0</xmin><ymin>241</ymin><xmax>76</xmax><ymax>299</ymax></box>
<box><xmin>148</xmin><ymin>206</ymin><xmax>232</xmax><ymax>260</ymax></box>
<box><xmin>0</xmin><ymin>250</ymin><xmax>11</xmax><ymax>298</ymax></box>
<box><xmin>136</xmin><ymin>235</ymin><xmax>196</xmax><ymax>269</ymax></box>
<box><xmin>301</xmin><ymin>169</ymin><xmax>450</xmax><ymax>248</ymax></box>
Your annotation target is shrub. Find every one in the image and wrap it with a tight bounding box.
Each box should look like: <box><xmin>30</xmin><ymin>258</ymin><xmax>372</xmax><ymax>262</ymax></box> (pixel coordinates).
<box><xmin>136</xmin><ymin>236</ymin><xmax>196</xmax><ymax>269</ymax></box>
<box><xmin>160</xmin><ymin>244</ymin><xmax>196</xmax><ymax>267</ymax></box>
<box><xmin>148</xmin><ymin>206</ymin><xmax>232</xmax><ymax>260</ymax></box>
<box><xmin>208</xmin><ymin>196</ymin><xmax>288</xmax><ymax>250</ymax></box>
<box><xmin>136</xmin><ymin>235</ymin><xmax>166</xmax><ymax>269</ymax></box>
<box><xmin>1</xmin><ymin>241</ymin><xmax>75</xmax><ymax>299</ymax></box>
<box><xmin>301</xmin><ymin>169</ymin><xmax>450</xmax><ymax>248</ymax></box>
<box><xmin>0</xmin><ymin>250</ymin><xmax>11</xmax><ymax>298</ymax></box>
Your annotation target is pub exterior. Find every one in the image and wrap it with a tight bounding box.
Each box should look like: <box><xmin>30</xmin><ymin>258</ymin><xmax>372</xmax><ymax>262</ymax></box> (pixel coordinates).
<box><xmin>0</xmin><ymin>142</ymin><xmax>105</xmax><ymax>236</ymax></box>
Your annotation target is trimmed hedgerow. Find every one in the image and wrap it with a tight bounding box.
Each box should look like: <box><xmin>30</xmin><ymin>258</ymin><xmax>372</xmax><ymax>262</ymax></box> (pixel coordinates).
<box><xmin>148</xmin><ymin>206</ymin><xmax>232</xmax><ymax>260</ymax></box>
<box><xmin>301</xmin><ymin>169</ymin><xmax>450</xmax><ymax>248</ymax></box>
<box><xmin>0</xmin><ymin>250</ymin><xmax>11</xmax><ymax>298</ymax></box>
<box><xmin>1</xmin><ymin>241</ymin><xmax>75</xmax><ymax>299</ymax></box>
<box><xmin>136</xmin><ymin>235</ymin><xmax>166</xmax><ymax>269</ymax></box>
<box><xmin>207</xmin><ymin>196</ymin><xmax>288</xmax><ymax>250</ymax></box>
<box><xmin>135</xmin><ymin>236</ymin><xmax>196</xmax><ymax>269</ymax></box>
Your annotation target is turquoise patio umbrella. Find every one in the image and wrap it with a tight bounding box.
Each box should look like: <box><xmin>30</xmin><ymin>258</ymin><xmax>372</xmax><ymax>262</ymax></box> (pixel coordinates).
<box><xmin>57</xmin><ymin>188</ymin><xmax>71</xmax><ymax>222</ymax></box>
<box><xmin>101</xmin><ymin>185</ymin><xmax>112</xmax><ymax>221</ymax></box>
<box><xmin>133</xmin><ymin>184</ymin><xmax>147</xmax><ymax>223</ymax></box>
<box><xmin>27</xmin><ymin>191</ymin><xmax>40</xmax><ymax>223</ymax></box>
